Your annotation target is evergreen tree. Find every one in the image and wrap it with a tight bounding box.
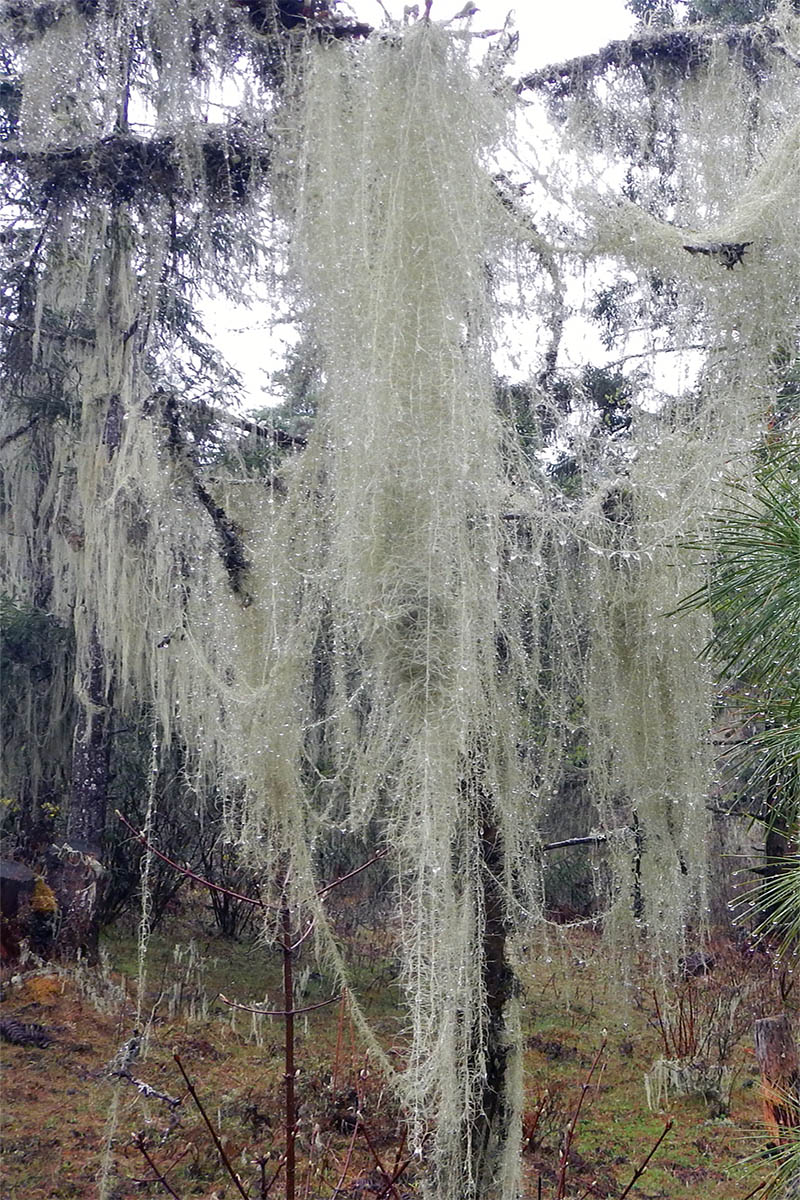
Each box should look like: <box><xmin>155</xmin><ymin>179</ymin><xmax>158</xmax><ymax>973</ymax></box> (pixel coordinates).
<box><xmin>1</xmin><ymin>3</ymin><xmax>799</xmax><ymax>1196</ymax></box>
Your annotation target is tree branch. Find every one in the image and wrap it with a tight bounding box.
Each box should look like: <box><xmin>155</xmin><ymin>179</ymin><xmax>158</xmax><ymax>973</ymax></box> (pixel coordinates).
<box><xmin>160</xmin><ymin>393</ymin><xmax>252</xmax><ymax>597</ymax></box>
<box><xmin>193</xmin><ymin>399</ymin><xmax>307</xmax><ymax>450</ymax></box>
<box><xmin>0</xmin><ymin>127</ymin><xmax>270</xmax><ymax>206</ymax></box>
<box><xmin>233</xmin><ymin>0</ymin><xmax>372</xmax><ymax>39</ymax></box>
<box><xmin>516</xmin><ymin>23</ymin><xmax>777</xmax><ymax>96</ymax></box>
<box><xmin>542</xmin><ymin>834</ymin><xmax>607</xmax><ymax>852</ymax></box>
<box><xmin>116</xmin><ymin>809</ymin><xmax>271</xmax><ymax>910</ymax></box>
<box><xmin>218</xmin><ymin>992</ymin><xmax>341</xmax><ymax>1017</ymax></box>
<box><xmin>0</xmin><ymin>413</ymin><xmax>39</xmax><ymax>450</ymax></box>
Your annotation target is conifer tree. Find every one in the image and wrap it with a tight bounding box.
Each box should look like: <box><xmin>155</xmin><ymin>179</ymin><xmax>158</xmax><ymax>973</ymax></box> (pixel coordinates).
<box><xmin>1</xmin><ymin>3</ymin><xmax>799</xmax><ymax>1196</ymax></box>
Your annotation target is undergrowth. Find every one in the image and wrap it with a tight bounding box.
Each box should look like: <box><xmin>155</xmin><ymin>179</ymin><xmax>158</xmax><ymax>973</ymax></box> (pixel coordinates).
<box><xmin>0</xmin><ymin>910</ymin><xmax>782</xmax><ymax>1199</ymax></box>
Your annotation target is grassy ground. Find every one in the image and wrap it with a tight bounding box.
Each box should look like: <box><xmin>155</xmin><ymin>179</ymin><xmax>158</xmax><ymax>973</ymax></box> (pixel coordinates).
<box><xmin>0</xmin><ymin>898</ymin><xmax>783</xmax><ymax>1199</ymax></box>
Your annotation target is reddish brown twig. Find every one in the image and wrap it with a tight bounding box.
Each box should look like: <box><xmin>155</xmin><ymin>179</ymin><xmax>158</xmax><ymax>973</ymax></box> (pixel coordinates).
<box><xmin>173</xmin><ymin>1054</ymin><xmax>251</xmax><ymax>1200</ymax></box>
<box><xmin>331</xmin><ymin>1111</ymin><xmax>360</xmax><ymax>1197</ymax></box>
<box><xmin>316</xmin><ymin>849</ymin><xmax>389</xmax><ymax>898</ymax></box>
<box><xmin>219</xmin><ymin>993</ymin><xmax>342</xmax><ymax>1018</ymax></box>
<box><xmin>739</xmin><ymin>1180</ymin><xmax>770</xmax><ymax>1200</ymax></box>
<box><xmin>260</xmin><ymin>1153</ymin><xmax>287</xmax><ymax>1199</ymax></box>
<box><xmin>618</xmin><ymin>1118</ymin><xmax>673</xmax><ymax>1199</ymax></box>
<box><xmin>374</xmin><ymin>1158</ymin><xmax>414</xmax><ymax>1200</ymax></box>
<box><xmin>556</xmin><ymin>1039</ymin><xmax>606</xmax><ymax>1199</ymax></box>
<box><xmin>281</xmin><ymin>901</ymin><xmax>298</xmax><ymax>1200</ymax></box>
<box><xmin>388</xmin><ymin>1126</ymin><xmax>408</xmax><ymax>1182</ymax></box>
<box><xmin>132</xmin><ymin>1133</ymin><xmax>184</xmax><ymax>1200</ymax></box>
<box><xmin>360</xmin><ymin>1123</ymin><xmax>403</xmax><ymax>1200</ymax></box>
<box><xmin>332</xmin><ymin>991</ymin><xmax>348</xmax><ymax>1092</ymax></box>
<box><xmin>116</xmin><ymin>809</ymin><xmax>269</xmax><ymax>910</ymax></box>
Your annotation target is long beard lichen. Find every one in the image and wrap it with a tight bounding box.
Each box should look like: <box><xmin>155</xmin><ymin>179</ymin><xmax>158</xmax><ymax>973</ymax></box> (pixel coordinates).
<box><xmin>241</xmin><ymin>27</ymin><xmax>540</xmax><ymax>1199</ymax></box>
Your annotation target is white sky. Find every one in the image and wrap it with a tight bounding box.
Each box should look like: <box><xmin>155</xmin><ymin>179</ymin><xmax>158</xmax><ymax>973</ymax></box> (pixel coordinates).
<box><xmin>372</xmin><ymin>0</ymin><xmax>635</xmax><ymax>67</ymax></box>
<box><xmin>207</xmin><ymin>0</ymin><xmax>637</xmax><ymax>407</ymax></box>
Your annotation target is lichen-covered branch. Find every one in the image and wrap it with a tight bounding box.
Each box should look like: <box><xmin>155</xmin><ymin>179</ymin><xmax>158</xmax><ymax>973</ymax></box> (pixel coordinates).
<box><xmin>160</xmin><ymin>393</ymin><xmax>251</xmax><ymax>597</ymax></box>
<box><xmin>233</xmin><ymin>0</ymin><xmax>372</xmax><ymax>39</ymax></box>
<box><xmin>516</xmin><ymin>22</ymin><xmax>776</xmax><ymax>95</ymax></box>
<box><xmin>0</xmin><ymin>127</ymin><xmax>270</xmax><ymax>205</ymax></box>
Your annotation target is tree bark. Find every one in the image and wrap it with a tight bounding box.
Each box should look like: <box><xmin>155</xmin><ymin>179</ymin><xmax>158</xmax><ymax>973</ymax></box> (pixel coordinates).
<box><xmin>471</xmin><ymin>795</ymin><xmax>518</xmax><ymax>1198</ymax></box>
<box><xmin>53</xmin><ymin>626</ymin><xmax>111</xmax><ymax>959</ymax></box>
<box><xmin>754</xmin><ymin>1015</ymin><xmax>800</xmax><ymax>1146</ymax></box>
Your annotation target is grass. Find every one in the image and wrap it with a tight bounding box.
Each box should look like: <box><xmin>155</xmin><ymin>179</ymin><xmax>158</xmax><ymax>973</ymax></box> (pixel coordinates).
<box><xmin>0</xmin><ymin>900</ymin><xmax>784</xmax><ymax>1199</ymax></box>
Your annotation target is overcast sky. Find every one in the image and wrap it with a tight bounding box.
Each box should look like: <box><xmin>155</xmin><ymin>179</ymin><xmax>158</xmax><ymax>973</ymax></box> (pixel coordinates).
<box><xmin>210</xmin><ymin>0</ymin><xmax>638</xmax><ymax>406</ymax></box>
<box><xmin>366</xmin><ymin>0</ymin><xmax>635</xmax><ymax>68</ymax></box>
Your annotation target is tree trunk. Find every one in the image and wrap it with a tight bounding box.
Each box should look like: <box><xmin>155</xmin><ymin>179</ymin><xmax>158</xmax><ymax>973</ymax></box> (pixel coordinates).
<box><xmin>471</xmin><ymin>796</ymin><xmax>518</xmax><ymax>1198</ymax></box>
<box><xmin>754</xmin><ymin>1014</ymin><xmax>800</xmax><ymax>1144</ymax></box>
<box><xmin>52</xmin><ymin>626</ymin><xmax>111</xmax><ymax>959</ymax></box>
<box><xmin>51</xmin><ymin>219</ymin><xmax>132</xmax><ymax>960</ymax></box>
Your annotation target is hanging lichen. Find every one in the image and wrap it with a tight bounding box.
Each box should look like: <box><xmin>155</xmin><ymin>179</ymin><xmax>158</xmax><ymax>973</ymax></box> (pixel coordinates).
<box><xmin>226</xmin><ymin>26</ymin><xmax>549</xmax><ymax>1198</ymax></box>
<box><xmin>4</xmin><ymin>5</ymin><xmax>800</xmax><ymax>1199</ymax></box>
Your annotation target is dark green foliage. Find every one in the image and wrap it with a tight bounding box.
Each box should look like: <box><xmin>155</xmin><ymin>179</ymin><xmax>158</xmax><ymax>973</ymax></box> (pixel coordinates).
<box><xmin>679</xmin><ymin>423</ymin><xmax>800</xmax><ymax>965</ymax></box>
<box><xmin>626</xmin><ymin>0</ymin><xmax>678</xmax><ymax>26</ymax></box>
<box><xmin>683</xmin><ymin>0</ymin><xmax>796</xmax><ymax>21</ymax></box>
<box><xmin>582</xmin><ymin>366</ymin><xmax>633</xmax><ymax>434</ymax></box>
<box><xmin>0</xmin><ymin>596</ymin><xmax>74</xmax><ymax>850</ymax></box>
<box><xmin>0</xmin><ymin>594</ymin><xmax>68</xmax><ymax>676</ymax></box>
<box><xmin>495</xmin><ymin>378</ymin><xmax>542</xmax><ymax>458</ymax></box>
<box><xmin>627</xmin><ymin>0</ymin><xmax>800</xmax><ymax>24</ymax></box>
<box><xmin>690</xmin><ymin>451</ymin><xmax>800</xmax><ymax>696</ymax></box>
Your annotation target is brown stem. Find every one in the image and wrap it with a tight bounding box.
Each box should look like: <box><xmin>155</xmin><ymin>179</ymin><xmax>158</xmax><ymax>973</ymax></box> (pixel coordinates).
<box><xmin>116</xmin><ymin>810</ymin><xmax>269</xmax><ymax>910</ymax></box>
<box><xmin>738</xmin><ymin>1181</ymin><xmax>770</xmax><ymax>1200</ymax></box>
<box><xmin>282</xmin><ymin>901</ymin><xmax>296</xmax><ymax>1200</ymax></box>
<box><xmin>316</xmin><ymin>848</ymin><xmax>389</xmax><ymax>898</ymax></box>
<box><xmin>374</xmin><ymin>1158</ymin><xmax>414</xmax><ymax>1200</ymax></box>
<box><xmin>133</xmin><ymin>1134</ymin><xmax>185</xmax><ymax>1200</ymax></box>
<box><xmin>331</xmin><ymin>1113</ymin><xmax>360</xmax><ymax>1198</ymax></box>
<box><xmin>652</xmin><ymin>990</ymin><xmax>671</xmax><ymax>1059</ymax></box>
<box><xmin>219</xmin><ymin>993</ymin><xmax>341</xmax><ymax>1017</ymax></box>
<box><xmin>389</xmin><ymin>1126</ymin><xmax>407</xmax><ymax>1178</ymax></box>
<box><xmin>173</xmin><ymin>1054</ymin><xmax>251</xmax><ymax>1200</ymax></box>
<box><xmin>617</xmin><ymin>1119</ymin><xmax>673</xmax><ymax>1200</ymax></box>
<box><xmin>332</xmin><ymin>991</ymin><xmax>347</xmax><ymax>1092</ymax></box>
<box><xmin>556</xmin><ymin>1039</ymin><xmax>607</xmax><ymax>1199</ymax></box>
<box><xmin>359</xmin><ymin>1124</ymin><xmax>403</xmax><ymax>1200</ymax></box>
<box><xmin>261</xmin><ymin>1154</ymin><xmax>287</xmax><ymax>1198</ymax></box>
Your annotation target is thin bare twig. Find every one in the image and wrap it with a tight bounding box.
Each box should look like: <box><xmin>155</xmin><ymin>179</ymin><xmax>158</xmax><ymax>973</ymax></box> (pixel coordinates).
<box><xmin>316</xmin><ymin>848</ymin><xmax>389</xmax><ymax>898</ymax></box>
<box><xmin>359</xmin><ymin>1123</ymin><xmax>403</xmax><ymax>1200</ymax></box>
<box><xmin>543</xmin><ymin>834</ymin><xmax>608</xmax><ymax>852</ymax></box>
<box><xmin>374</xmin><ymin>1158</ymin><xmax>414</xmax><ymax>1200</ymax></box>
<box><xmin>173</xmin><ymin>1054</ymin><xmax>251</xmax><ymax>1200</ymax></box>
<box><xmin>219</xmin><ymin>992</ymin><xmax>342</xmax><ymax>1018</ymax></box>
<box><xmin>116</xmin><ymin>810</ymin><xmax>270</xmax><ymax>910</ymax></box>
<box><xmin>259</xmin><ymin>1153</ymin><xmax>287</xmax><ymax>1199</ymax></box>
<box><xmin>556</xmin><ymin>1039</ymin><xmax>607</xmax><ymax>1199</ymax></box>
<box><xmin>290</xmin><ymin>919</ymin><xmax>316</xmax><ymax>952</ymax></box>
<box><xmin>132</xmin><ymin>1133</ymin><xmax>184</xmax><ymax>1200</ymax></box>
<box><xmin>331</xmin><ymin>1115</ymin><xmax>360</xmax><ymax>1198</ymax></box>
<box><xmin>738</xmin><ymin>1180</ymin><xmax>770</xmax><ymax>1200</ymax></box>
<box><xmin>618</xmin><ymin>1118</ymin><xmax>673</xmax><ymax>1200</ymax></box>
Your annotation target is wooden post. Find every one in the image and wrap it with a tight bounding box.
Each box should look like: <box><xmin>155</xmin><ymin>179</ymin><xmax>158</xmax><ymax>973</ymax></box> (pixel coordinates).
<box><xmin>754</xmin><ymin>1015</ymin><xmax>800</xmax><ymax>1145</ymax></box>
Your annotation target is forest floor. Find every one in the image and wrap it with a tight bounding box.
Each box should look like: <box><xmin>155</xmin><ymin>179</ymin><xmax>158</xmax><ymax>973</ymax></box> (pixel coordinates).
<box><xmin>0</xmin><ymin>891</ymin><xmax>785</xmax><ymax>1200</ymax></box>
